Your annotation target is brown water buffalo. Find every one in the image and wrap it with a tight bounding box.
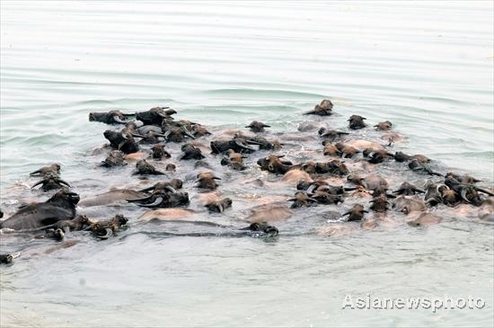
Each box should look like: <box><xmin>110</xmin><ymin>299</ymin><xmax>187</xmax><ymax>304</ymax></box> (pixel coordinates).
<box><xmin>205</xmin><ymin>197</ymin><xmax>233</xmax><ymax>213</ymax></box>
<box><xmin>289</xmin><ymin>191</ymin><xmax>317</xmax><ymax>208</ymax></box>
<box><xmin>393</xmin><ymin>182</ymin><xmax>425</xmax><ymax>196</ymax></box>
<box><xmin>303</xmin><ymin>99</ymin><xmax>333</xmax><ymax>116</ymax></box>
<box><xmin>342</xmin><ymin>204</ymin><xmax>368</xmax><ymax>221</ymax></box>
<box><xmin>257</xmin><ymin>155</ymin><xmax>294</xmax><ymax>175</ymax></box>
<box><xmin>221</xmin><ymin>149</ymin><xmax>247</xmax><ymax>171</ymax></box>
<box><xmin>30</xmin><ymin>163</ymin><xmax>61</xmax><ymax>177</ymax></box>
<box><xmin>374</xmin><ymin>121</ymin><xmax>393</xmax><ymax>131</ymax></box>
<box><xmin>196</xmin><ymin>172</ymin><xmax>221</xmax><ymax>190</ymax></box>
<box><xmin>101</xmin><ymin>150</ymin><xmax>127</xmax><ymax>167</ymax></box>
<box><xmin>392</xmin><ymin>195</ymin><xmax>427</xmax><ymax>214</ymax></box>
<box><xmin>150</xmin><ymin>144</ymin><xmax>171</xmax><ymax>160</ymax></box>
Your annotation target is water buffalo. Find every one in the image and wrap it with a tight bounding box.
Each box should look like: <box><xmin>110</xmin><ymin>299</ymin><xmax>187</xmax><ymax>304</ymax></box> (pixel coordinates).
<box><xmin>210</xmin><ymin>138</ymin><xmax>256</xmax><ymax>154</ymax></box>
<box><xmin>348</xmin><ymin>115</ymin><xmax>367</xmax><ymax>130</ymax></box>
<box><xmin>374</xmin><ymin>121</ymin><xmax>393</xmax><ymax>131</ymax></box>
<box><xmin>289</xmin><ymin>191</ymin><xmax>317</xmax><ymax>208</ymax></box>
<box><xmin>246</xmin><ymin>121</ymin><xmax>270</xmax><ymax>133</ymax></box>
<box><xmin>221</xmin><ymin>149</ymin><xmax>247</xmax><ymax>171</ymax></box>
<box><xmin>151</xmin><ymin>144</ymin><xmax>171</xmax><ymax>160</ymax></box>
<box><xmin>134</xmin><ymin>159</ymin><xmax>166</xmax><ymax>175</ymax></box>
<box><xmin>31</xmin><ymin>171</ymin><xmax>71</xmax><ymax>191</ymax></box>
<box><xmin>101</xmin><ymin>150</ymin><xmax>127</xmax><ymax>167</ymax></box>
<box><xmin>205</xmin><ymin>197</ymin><xmax>233</xmax><ymax>213</ymax></box>
<box><xmin>303</xmin><ymin>99</ymin><xmax>333</xmax><ymax>116</ymax></box>
<box><xmin>322</xmin><ymin>141</ymin><xmax>341</xmax><ymax>156</ymax></box>
<box><xmin>196</xmin><ymin>172</ymin><xmax>221</xmax><ymax>190</ymax></box>
<box><xmin>88</xmin><ymin>214</ymin><xmax>129</xmax><ymax>239</ymax></box>
<box><xmin>392</xmin><ymin>195</ymin><xmax>427</xmax><ymax>214</ymax></box>
<box><xmin>181</xmin><ymin>144</ymin><xmax>206</xmax><ymax>160</ymax></box>
<box><xmin>393</xmin><ymin>182</ymin><xmax>425</xmax><ymax>196</ymax></box>
<box><xmin>257</xmin><ymin>155</ymin><xmax>294</xmax><ymax>175</ymax></box>
<box><xmin>239</xmin><ymin>222</ymin><xmax>279</xmax><ymax>237</ymax></box>
<box><xmin>89</xmin><ymin>110</ymin><xmax>133</xmax><ymax>124</ymax></box>
<box><xmin>318</xmin><ymin>128</ymin><xmax>349</xmax><ymax>141</ymax></box>
<box><xmin>128</xmin><ymin>190</ymin><xmax>190</xmax><ymax>208</ymax></box>
<box><xmin>30</xmin><ymin>163</ymin><xmax>61</xmax><ymax>177</ymax></box>
<box><xmin>103</xmin><ymin>130</ymin><xmax>140</xmax><ymax>154</ymax></box>
<box><xmin>139</xmin><ymin>179</ymin><xmax>183</xmax><ymax>193</ymax></box>
<box><xmin>369</xmin><ymin>194</ymin><xmax>390</xmax><ymax>212</ymax></box>
<box><xmin>0</xmin><ymin>189</ymin><xmax>80</xmax><ymax>230</ymax></box>
<box><xmin>135</xmin><ymin>107</ymin><xmax>177</xmax><ymax>126</ymax></box>
<box><xmin>335</xmin><ymin>142</ymin><xmax>360</xmax><ymax>158</ymax></box>
<box><xmin>342</xmin><ymin>204</ymin><xmax>368</xmax><ymax>221</ymax></box>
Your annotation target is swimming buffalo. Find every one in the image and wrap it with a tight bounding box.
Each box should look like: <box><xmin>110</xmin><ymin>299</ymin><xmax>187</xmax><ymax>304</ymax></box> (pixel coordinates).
<box><xmin>31</xmin><ymin>171</ymin><xmax>71</xmax><ymax>191</ymax></box>
<box><xmin>196</xmin><ymin>172</ymin><xmax>221</xmax><ymax>190</ymax></box>
<box><xmin>303</xmin><ymin>99</ymin><xmax>333</xmax><ymax>116</ymax></box>
<box><xmin>30</xmin><ymin>163</ymin><xmax>61</xmax><ymax>177</ymax></box>
<box><xmin>88</xmin><ymin>214</ymin><xmax>129</xmax><ymax>239</ymax></box>
<box><xmin>135</xmin><ymin>107</ymin><xmax>176</xmax><ymax>126</ymax></box>
<box><xmin>246</xmin><ymin>121</ymin><xmax>270</xmax><ymax>133</ymax></box>
<box><xmin>205</xmin><ymin>197</ymin><xmax>233</xmax><ymax>213</ymax></box>
<box><xmin>257</xmin><ymin>155</ymin><xmax>294</xmax><ymax>175</ymax></box>
<box><xmin>101</xmin><ymin>150</ymin><xmax>127</xmax><ymax>167</ymax></box>
<box><xmin>0</xmin><ymin>189</ymin><xmax>80</xmax><ymax>230</ymax></box>
<box><xmin>348</xmin><ymin>115</ymin><xmax>367</xmax><ymax>130</ymax></box>
<box><xmin>342</xmin><ymin>204</ymin><xmax>368</xmax><ymax>221</ymax></box>
<box><xmin>134</xmin><ymin>159</ymin><xmax>166</xmax><ymax>175</ymax></box>
<box><xmin>89</xmin><ymin>110</ymin><xmax>133</xmax><ymax>124</ymax></box>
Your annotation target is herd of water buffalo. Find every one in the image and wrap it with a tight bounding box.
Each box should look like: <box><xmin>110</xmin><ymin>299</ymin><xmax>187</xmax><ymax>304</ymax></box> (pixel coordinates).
<box><xmin>1</xmin><ymin>99</ymin><xmax>493</xmax><ymax>265</ymax></box>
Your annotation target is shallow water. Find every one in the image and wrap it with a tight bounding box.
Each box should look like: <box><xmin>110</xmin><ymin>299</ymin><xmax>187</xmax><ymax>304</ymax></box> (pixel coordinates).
<box><xmin>1</xmin><ymin>1</ymin><xmax>493</xmax><ymax>327</ymax></box>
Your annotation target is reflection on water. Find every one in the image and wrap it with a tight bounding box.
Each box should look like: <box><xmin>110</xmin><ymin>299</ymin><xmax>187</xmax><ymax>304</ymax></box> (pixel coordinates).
<box><xmin>0</xmin><ymin>1</ymin><xmax>493</xmax><ymax>327</ymax></box>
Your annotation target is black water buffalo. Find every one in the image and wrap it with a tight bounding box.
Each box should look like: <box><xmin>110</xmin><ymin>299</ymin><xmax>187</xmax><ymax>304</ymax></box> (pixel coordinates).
<box><xmin>210</xmin><ymin>138</ymin><xmax>256</xmax><ymax>154</ymax></box>
<box><xmin>135</xmin><ymin>107</ymin><xmax>177</xmax><ymax>126</ymax></box>
<box><xmin>89</xmin><ymin>110</ymin><xmax>133</xmax><ymax>124</ymax></box>
<box><xmin>180</xmin><ymin>144</ymin><xmax>205</xmax><ymax>160</ymax></box>
<box><xmin>88</xmin><ymin>214</ymin><xmax>129</xmax><ymax>239</ymax></box>
<box><xmin>128</xmin><ymin>190</ymin><xmax>190</xmax><ymax>208</ymax></box>
<box><xmin>0</xmin><ymin>189</ymin><xmax>80</xmax><ymax>230</ymax></box>
<box><xmin>31</xmin><ymin>171</ymin><xmax>71</xmax><ymax>191</ymax></box>
<box><xmin>245</xmin><ymin>121</ymin><xmax>270</xmax><ymax>133</ymax></box>
<box><xmin>103</xmin><ymin>130</ymin><xmax>140</xmax><ymax>154</ymax></box>
<box><xmin>134</xmin><ymin>159</ymin><xmax>166</xmax><ymax>175</ymax></box>
<box><xmin>348</xmin><ymin>115</ymin><xmax>367</xmax><ymax>130</ymax></box>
